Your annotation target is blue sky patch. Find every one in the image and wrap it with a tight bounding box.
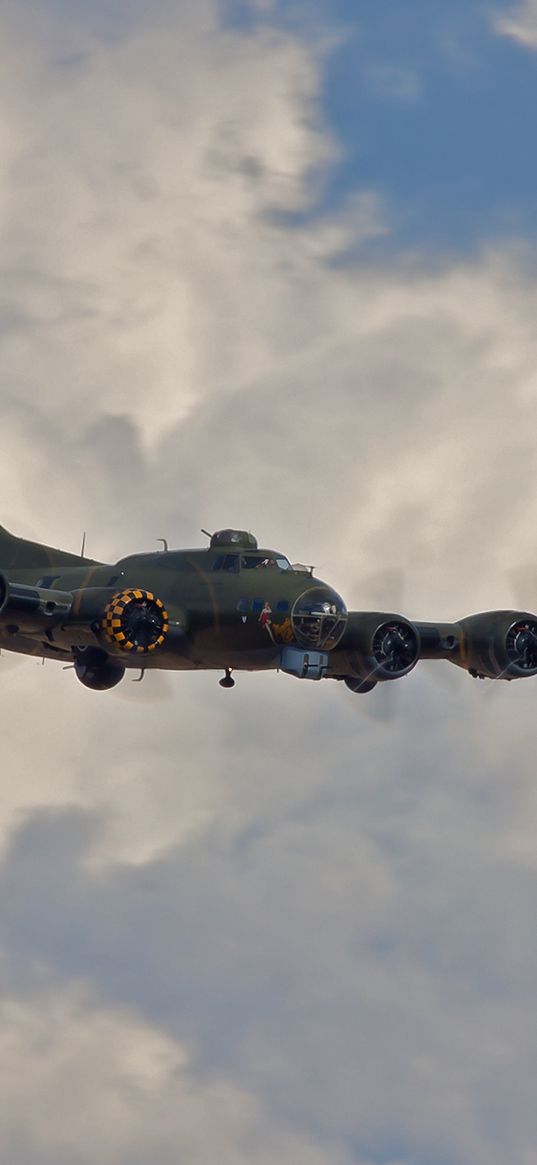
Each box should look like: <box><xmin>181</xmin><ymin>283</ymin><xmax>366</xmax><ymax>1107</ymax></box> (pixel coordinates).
<box><xmin>225</xmin><ymin>0</ymin><xmax>537</xmax><ymax>258</ymax></box>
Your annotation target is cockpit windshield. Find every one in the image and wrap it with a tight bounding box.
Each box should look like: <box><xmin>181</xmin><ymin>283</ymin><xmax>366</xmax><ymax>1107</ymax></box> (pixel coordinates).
<box><xmin>212</xmin><ymin>553</ymin><xmax>292</xmax><ymax>573</ymax></box>
<box><xmin>240</xmin><ymin>555</ymin><xmax>291</xmax><ymax>571</ymax></box>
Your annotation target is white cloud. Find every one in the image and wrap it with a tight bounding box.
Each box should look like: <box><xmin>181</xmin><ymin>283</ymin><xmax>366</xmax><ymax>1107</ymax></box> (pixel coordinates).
<box><xmin>495</xmin><ymin>0</ymin><xmax>537</xmax><ymax>47</ymax></box>
<box><xmin>2</xmin><ymin>3</ymin><xmax>537</xmax><ymax>1165</ymax></box>
<box><xmin>0</xmin><ymin>3</ymin><xmax>335</xmax><ymax>447</ymax></box>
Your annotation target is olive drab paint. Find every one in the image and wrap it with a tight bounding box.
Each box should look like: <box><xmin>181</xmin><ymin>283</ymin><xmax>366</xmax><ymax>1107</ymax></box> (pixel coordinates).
<box><xmin>0</xmin><ymin>524</ymin><xmax>537</xmax><ymax>694</ymax></box>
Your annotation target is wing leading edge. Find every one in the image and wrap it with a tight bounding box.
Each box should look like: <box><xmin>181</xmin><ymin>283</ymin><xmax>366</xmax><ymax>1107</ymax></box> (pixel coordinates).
<box><xmin>329</xmin><ymin>609</ymin><xmax>537</xmax><ymax>690</ymax></box>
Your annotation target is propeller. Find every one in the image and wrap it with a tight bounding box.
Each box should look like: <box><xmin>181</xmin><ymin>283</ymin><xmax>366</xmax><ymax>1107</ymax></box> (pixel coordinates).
<box><xmin>342</xmin><ymin>567</ymin><xmax>410</xmax><ymax>721</ymax></box>
<box><xmin>372</xmin><ymin>621</ymin><xmax>419</xmax><ymax>674</ymax></box>
<box><xmin>506</xmin><ymin>620</ymin><xmax>537</xmax><ymax>672</ymax></box>
<box><xmin>121</xmin><ymin>599</ymin><xmax>165</xmax><ymax>650</ymax></box>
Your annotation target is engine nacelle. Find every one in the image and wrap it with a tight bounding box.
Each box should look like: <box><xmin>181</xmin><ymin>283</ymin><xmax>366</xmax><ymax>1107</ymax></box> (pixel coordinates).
<box><xmin>0</xmin><ymin>573</ymin><xmax>170</xmax><ymax>657</ymax></box>
<box><xmin>0</xmin><ymin>570</ymin><xmax>72</xmax><ymax>630</ymax></box>
<box><xmin>74</xmin><ymin>647</ymin><xmax>125</xmax><ymax>691</ymax></box>
<box><xmin>456</xmin><ymin>611</ymin><xmax>537</xmax><ymax>680</ymax></box>
<box><xmin>101</xmin><ymin>589</ymin><xmax>169</xmax><ymax>655</ymax></box>
<box><xmin>339</xmin><ymin>612</ymin><xmax>420</xmax><ymax>684</ymax></box>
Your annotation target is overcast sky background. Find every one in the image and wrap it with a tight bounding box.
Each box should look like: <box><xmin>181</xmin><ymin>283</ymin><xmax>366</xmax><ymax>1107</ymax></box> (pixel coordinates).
<box><xmin>3</xmin><ymin>1</ymin><xmax>537</xmax><ymax>1162</ymax></box>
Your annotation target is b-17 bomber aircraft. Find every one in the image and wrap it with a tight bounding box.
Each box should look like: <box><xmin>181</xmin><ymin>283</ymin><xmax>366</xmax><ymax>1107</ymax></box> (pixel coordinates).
<box><xmin>0</xmin><ymin>523</ymin><xmax>536</xmax><ymax>694</ymax></box>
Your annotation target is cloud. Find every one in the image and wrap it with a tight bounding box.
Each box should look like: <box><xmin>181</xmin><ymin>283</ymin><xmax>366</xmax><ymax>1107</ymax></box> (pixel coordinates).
<box><xmin>495</xmin><ymin>0</ymin><xmax>537</xmax><ymax>47</ymax></box>
<box><xmin>2</xmin><ymin>3</ymin><xmax>537</xmax><ymax>1165</ymax></box>
<box><xmin>0</xmin><ymin>0</ymin><xmax>335</xmax><ymax>454</ymax></box>
<box><xmin>3</xmin><ymin>742</ymin><xmax>537</xmax><ymax>1165</ymax></box>
<box><xmin>0</xmin><ymin>983</ymin><xmax>357</xmax><ymax>1165</ymax></box>
<box><xmin>364</xmin><ymin>63</ymin><xmax>423</xmax><ymax>103</ymax></box>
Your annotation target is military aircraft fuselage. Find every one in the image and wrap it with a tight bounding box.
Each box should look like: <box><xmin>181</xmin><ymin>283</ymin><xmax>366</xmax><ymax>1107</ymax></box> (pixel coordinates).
<box><xmin>2</xmin><ymin>524</ymin><xmax>537</xmax><ymax>693</ymax></box>
<box><xmin>0</xmin><ymin>528</ymin><xmax>348</xmax><ymax>678</ymax></box>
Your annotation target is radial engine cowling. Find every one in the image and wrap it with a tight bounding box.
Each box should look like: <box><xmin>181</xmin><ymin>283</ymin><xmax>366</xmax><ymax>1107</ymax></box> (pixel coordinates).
<box><xmin>457</xmin><ymin>611</ymin><xmax>537</xmax><ymax>679</ymax></box>
<box><xmin>344</xmin><ymin>612</ymin><xmax>420</xmax><ymax>684</ymax></box>
<box><xmin>101</xmin><ymin>589</ymin><xmax>169</xmax><ymax>655</ymax></box>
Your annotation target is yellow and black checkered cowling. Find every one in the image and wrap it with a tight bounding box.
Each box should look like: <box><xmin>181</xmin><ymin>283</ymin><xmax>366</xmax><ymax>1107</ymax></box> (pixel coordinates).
<box><xmin>102</xmin><ymin>589</ymin><xmax>169</xmax><ymax>654</ymax></box>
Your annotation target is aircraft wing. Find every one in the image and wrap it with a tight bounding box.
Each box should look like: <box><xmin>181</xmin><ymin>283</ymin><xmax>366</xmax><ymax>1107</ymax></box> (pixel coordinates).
<box><xmin>329</xmin><ymin>609</ymin><xmax>537</xmax><ymax>691</ymax></box>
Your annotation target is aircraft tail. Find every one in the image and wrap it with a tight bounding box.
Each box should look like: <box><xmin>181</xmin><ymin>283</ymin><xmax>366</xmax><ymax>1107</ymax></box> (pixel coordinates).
<box><xmin>0</xmin><ymin>524</ymin><xmax>98</xmax><ymax>571</ymax></box>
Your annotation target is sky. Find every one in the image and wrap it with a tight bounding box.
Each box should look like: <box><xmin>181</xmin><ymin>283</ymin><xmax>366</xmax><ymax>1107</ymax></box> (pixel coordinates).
<box><xmin>2</xmin><ymin>1</ymin><xmax>537</xmax><ymax>1162</ymax></box>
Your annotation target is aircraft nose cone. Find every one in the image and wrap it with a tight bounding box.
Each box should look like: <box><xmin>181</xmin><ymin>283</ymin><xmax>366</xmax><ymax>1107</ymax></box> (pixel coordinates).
<box><xmin>291</xmin><ymin>586</ymin><xmax>347</xmax><ymax>650</ymax></box>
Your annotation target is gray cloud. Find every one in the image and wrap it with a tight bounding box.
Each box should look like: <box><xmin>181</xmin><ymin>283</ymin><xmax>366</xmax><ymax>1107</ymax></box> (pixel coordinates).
<box><xmin>3</xmin><ymin>695</ymin><xmax>537</xmax><ymax>1165</ymax></box>
<box><xmin>2</xmin><ymin>3</ymin><xmax>537</xmax><ymax>1164</ymax></box>
<box><xmin>0</xmin><ymin>979</ymin><xmax>355</xmax><ymax>1165</ymax></box>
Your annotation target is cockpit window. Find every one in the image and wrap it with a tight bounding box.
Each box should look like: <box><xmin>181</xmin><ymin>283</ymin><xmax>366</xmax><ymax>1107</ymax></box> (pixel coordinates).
<box><xmin>240</xmin><ymin>555</ymin><xmax>291</xmax><ymax>571</ymax></box>
<box><xmin>213</xmin><ymin>554</ymin><xmax>240</xmax><ymax>572</ymax></box>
